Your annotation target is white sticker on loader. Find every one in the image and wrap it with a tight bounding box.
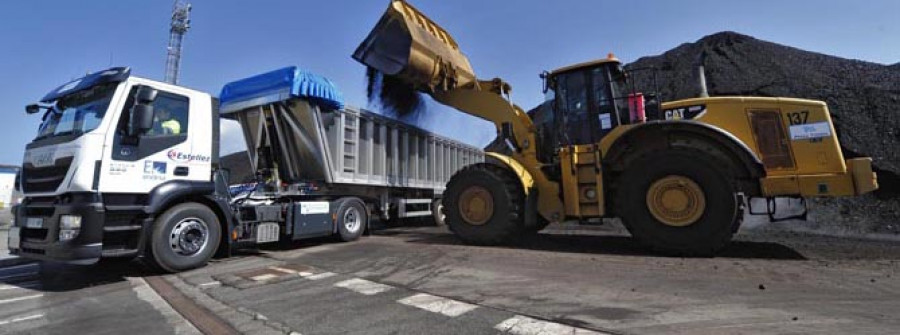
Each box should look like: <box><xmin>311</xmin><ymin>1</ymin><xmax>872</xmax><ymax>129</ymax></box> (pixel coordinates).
<box><xmin>789</xmin><ymin>122</ymin><xmax>831</xmax><ymax>140</ymax></box>
<box><xmin>300</xmin><ymin>202</ymin><xmax>330</xmax><ymax>214</ymax></box>
<box><xmin>599</xmin><ymin>113</ymin><xmax>612</xmax><ymax>129</ymax></box>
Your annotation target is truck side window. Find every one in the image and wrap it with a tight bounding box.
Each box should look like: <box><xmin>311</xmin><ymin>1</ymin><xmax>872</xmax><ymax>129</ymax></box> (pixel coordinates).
<box><xmin>117</xmin><ymin>87</ymin><xmax>190</xmax><ymax>137</ymax></box>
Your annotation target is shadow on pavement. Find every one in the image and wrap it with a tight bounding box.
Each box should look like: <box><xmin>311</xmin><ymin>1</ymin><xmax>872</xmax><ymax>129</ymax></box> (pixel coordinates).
<box><xmin>378</xmin><ymin>227</ymin><xmax>808</xmax><ymax>261</ymax></box>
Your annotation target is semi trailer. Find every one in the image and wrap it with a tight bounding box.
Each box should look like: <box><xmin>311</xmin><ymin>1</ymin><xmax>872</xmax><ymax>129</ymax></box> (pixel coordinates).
<box><xmin>9</xmin><ymin>66</ymin><xmax>481</xmax><ymax>272</ymax></box>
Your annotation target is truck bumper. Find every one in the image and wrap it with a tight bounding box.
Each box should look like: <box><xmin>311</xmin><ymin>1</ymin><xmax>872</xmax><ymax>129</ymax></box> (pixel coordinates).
<box><xmin>9</xmin><ymin>196</ymin><xmax>105</xmax><ymax>265</ymax></box>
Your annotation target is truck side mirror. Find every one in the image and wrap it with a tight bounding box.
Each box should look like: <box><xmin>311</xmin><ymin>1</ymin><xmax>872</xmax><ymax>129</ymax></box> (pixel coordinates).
<box><xmin>128</xmin><ymin>86</ymin><xmax>158</xmax><ymax>136</ymax></box>
<box><xmin>25</xmin><ymin>104</ymin><xmax>41</xmax><ymax>114</ymax></box>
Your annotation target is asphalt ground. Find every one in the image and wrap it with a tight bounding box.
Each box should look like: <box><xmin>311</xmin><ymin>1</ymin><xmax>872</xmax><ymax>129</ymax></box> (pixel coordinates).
<box><xmin>0</xmin><ymin>222</ymin><xmax>898</xmax><ymax>334</ymax></box>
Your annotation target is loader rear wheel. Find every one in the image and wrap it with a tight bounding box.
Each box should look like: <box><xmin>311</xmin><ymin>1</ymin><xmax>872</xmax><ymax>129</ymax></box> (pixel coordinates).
<box><xmin>617</xmin><ymin>149</ymin><xmax>739</xmax><ymax>256</ymax></box>
<box><xmin>444</xmin><ymin>164</ymin><xmax>525</xmax><ymax>245</ymax></box>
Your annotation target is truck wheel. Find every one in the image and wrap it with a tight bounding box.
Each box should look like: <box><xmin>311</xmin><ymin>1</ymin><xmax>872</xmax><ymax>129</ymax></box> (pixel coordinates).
<box><xmin>617</xmin><ymin>149</ymin><xmax>739</xmax><ymax>256</ymax></box>
<box><xmin>444</xmin><ymin>164</ymin><xmax>524</xmax><ymax>245</ymax></box>
<box><xmin>146</xmin><ymin>203</ymin><xmax>221</xmax><ymax>273</ymax></box>
<box><xmin>336</xmin><ymin>199</ymin><xmax>366</xmax><ymax>242</ymax></box>
<box><xmin>432</xmin><ymin>198</ymin><xmax>445</xmax><ymax>226</ymax></box>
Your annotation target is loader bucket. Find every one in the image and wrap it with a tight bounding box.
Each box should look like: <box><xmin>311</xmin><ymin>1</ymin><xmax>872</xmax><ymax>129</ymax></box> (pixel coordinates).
<box><xmin>353</xmin><ymin>0</ymin><xmax>476</xmax><ymax>91</ymax></box>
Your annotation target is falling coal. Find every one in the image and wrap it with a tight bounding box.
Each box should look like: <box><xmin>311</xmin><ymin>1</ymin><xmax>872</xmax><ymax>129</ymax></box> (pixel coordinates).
<box><xmin>365</xmin><ymin>68</ymin><xmax>424</xmax><ymax>120</ymax></box>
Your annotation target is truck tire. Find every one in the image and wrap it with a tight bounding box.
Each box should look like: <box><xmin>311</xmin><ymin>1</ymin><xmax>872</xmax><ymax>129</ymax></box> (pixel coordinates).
<box><xmin>336</xmin><ymin>199</ymin><xmax>366</xmax><ymax>242</ymax></box>
<box><xmin>616</xmin><ymin>149</ymin><xmax>739</xmax><ymax>256</ymax></box>
<box><xmin>145</xmin><ymin>203</ymin><xmax>221</xmax><ymax>273</ymax></box>
<box><xmin>432</xmin><ymin>198</ymin><xmax>445</xmax><ymax>226</ymax></box>
<box><xmin>444</xmin><ymin>163</ymin><xmax>525</xmax><ymax>245</ymax></box>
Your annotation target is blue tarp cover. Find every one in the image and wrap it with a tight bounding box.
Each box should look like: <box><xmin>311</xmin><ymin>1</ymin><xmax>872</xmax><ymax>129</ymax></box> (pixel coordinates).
<box><xmin>219</xmin><ymin>66</ymin><xmax>344</xmax><ymax>113</ymax></box>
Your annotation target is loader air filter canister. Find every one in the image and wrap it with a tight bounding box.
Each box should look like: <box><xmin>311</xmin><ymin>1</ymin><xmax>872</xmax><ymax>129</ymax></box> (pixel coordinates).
<box><xmin>628</xmin><ymin>93</ymin><xmax>646</xmax><ymax>123</ymax></box>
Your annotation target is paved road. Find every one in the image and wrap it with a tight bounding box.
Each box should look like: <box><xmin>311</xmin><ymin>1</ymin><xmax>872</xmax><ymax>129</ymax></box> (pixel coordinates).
<box><xmin>0</xmin><ymin>260</ymin><xmax>198</xmax><ymax>335</ymax></box>
<box><xmin>1</xmin><ymin>223</ymin><xmax>898</xmax><ymax>334</ymax></box>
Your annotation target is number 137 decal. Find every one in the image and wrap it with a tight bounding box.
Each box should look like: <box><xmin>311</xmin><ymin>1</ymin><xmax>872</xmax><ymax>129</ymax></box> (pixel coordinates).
<box><xmin>787</xmin><ymin>111</ymin><xmax>809</xmax><ymax>125</ymax></box>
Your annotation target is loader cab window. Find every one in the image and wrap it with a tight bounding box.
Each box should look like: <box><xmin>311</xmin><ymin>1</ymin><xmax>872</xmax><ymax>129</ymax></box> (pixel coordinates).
<box><xmin>554</xmin><ymin>65</ymin><xmax>620</xmax><ymax>145</ymax></box>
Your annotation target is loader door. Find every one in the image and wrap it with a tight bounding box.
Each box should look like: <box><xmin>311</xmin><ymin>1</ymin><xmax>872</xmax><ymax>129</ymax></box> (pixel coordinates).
<box><xmin>554</xmin><ymin>66</ymin><xmax>620</xmax><ymax>146</ymax></box>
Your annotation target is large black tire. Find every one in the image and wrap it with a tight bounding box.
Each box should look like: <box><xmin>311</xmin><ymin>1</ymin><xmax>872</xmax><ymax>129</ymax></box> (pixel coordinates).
<box><xmin>617</xmin><ymin>149</ymin><xmax>740</xmax><ymax>256</ymax></box>
<box><xmin>444</xmin><ymin>163</ymin><xmax>525</xmax><ymax>245</ymax></box>
<box><xmin>336</xmin><ymin>199</ymin><xmax>366</xmax><ymax>242</ymax></box>
<box><xmin>145</xmin><ymin>203</ymin><xmax>221</xmax><ymax>273</ymax></box>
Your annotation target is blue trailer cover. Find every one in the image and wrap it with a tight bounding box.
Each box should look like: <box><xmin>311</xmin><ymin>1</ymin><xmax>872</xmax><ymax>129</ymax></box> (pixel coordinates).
<box><xmin>219</xmin><ymin>66</ymin><xmax>344</xmax><ymax>113</ymax></box>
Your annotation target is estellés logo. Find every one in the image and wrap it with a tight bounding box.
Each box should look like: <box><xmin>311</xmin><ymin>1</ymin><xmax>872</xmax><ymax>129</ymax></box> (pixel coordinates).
<box><xmin>167</xmin><ymin>150</ymin><xmax>211</xmax><ymax>163</ymax></box>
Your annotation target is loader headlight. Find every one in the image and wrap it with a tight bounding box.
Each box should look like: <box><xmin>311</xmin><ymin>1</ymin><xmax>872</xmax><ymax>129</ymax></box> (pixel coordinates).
<box><xmin>59</xmin><ymin>215</ymin><xmax>82</xmax><ymax>241</ymax></box>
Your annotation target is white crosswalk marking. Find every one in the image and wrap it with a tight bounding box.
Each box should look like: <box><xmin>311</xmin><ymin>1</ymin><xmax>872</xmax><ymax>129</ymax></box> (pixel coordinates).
<box><xmin>251</xmin><ymin>274</ymin><xmax>279</xmax><ymax>282</ymax></box>
<box><xmin>0</xmin><ymin>294</ymin><xmax>43</xmax><ymax>305</ymax></box>
<box><xmin>397</xmin><ymin>293</ymin><xmax>478</xmax><ymax>317</ymax></box>
<box><xmin>305</xmin><ymin>272</ymin><xmax>336</xmax><ymax>281</ymax></box>
<box><xmin>0</xmin><ymin>314</ymin><xmax>44</xmax><ymax>326</ymax></box>
<box><xmin>333</xmin><ymin>278</ymin><xmax>392</xmax><ymax>295</ymax></box>
<box><xmin>495</xmin><ymin>315</ymin><xmax>609</xmax><ymax>335</ymax></box>
<box><xmin>0</xmin><ymin>281</ymin><xmax>40</xmax><ymax>291</ymax></box>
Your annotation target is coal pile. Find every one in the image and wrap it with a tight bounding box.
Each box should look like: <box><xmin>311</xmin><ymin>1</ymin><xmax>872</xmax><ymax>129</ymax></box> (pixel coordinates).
<box><xmin>625</xmin><ymin>31</ymin><xmax>900</xmax><ymax>234</ymax></box>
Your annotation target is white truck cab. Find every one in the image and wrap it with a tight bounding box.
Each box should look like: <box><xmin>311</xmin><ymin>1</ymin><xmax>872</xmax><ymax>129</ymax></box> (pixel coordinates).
<box><xmin>11</xmin><ymin>67</ymin><xmax>226</xmax><ymax>269</ymax></box>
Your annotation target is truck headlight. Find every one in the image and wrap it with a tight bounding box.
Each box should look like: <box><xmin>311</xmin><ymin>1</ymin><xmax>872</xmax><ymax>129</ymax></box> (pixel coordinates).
<box><xmin>60</xmin><ymin>215</ymin><xmax>82</xmax><ymax>229</ymax></box>
<box><xmin>59</xmin><ymin>215</ymin><xmax>82</xmax><ymax>241</ymax></box>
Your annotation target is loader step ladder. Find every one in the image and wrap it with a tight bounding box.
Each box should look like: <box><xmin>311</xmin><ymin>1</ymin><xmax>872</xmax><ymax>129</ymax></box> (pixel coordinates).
<box><xmin>560</xmin><ymin>145</ymin><xmax>605</xmax><ymax>218</ymax></box>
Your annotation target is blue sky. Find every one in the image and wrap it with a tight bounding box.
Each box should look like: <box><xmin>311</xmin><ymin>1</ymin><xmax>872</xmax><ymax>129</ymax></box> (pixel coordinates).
<box><xmin>1</xmin><ymin>0</ymin><xmax>898</xmax><ymax>164</ymax></box>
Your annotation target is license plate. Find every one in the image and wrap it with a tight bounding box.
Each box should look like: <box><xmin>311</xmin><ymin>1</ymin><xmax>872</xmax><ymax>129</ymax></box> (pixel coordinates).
<box><xmin>8</xmin><ymin>227</ymin><xmax>20</xmax><ymax>249</ymax></box>
<box><xmin>26</xmin><ymin>217</ymin><xmax>44</xmax><ymax>229</ymax></box>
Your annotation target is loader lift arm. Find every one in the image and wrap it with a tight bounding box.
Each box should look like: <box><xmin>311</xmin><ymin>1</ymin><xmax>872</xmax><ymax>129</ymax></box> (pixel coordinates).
<box><xmin>353</xmin><ymin>0</ymin><xmax>564</xmax><ymax>221</ymax></box>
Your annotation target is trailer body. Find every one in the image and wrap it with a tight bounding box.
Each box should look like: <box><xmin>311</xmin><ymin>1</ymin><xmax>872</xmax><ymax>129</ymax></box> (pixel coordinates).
<box><xmin>9</xmin><ymin>66</ymin><xmax>481</xmax><ymax>271</ymax></box>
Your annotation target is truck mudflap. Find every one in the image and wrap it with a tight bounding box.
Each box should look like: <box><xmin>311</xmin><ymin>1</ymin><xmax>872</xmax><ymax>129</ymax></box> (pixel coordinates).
<box><xmin>10</xmin><ymin>198</ymin><xmax>105</xmax><ymax>265</ymax></box>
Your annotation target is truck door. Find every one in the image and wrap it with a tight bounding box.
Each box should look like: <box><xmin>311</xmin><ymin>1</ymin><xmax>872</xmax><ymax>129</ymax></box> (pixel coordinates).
<box><xmin>100</xmin><ymin>85</ymin><xmax>196</xmax><ymax>194</ymax></box>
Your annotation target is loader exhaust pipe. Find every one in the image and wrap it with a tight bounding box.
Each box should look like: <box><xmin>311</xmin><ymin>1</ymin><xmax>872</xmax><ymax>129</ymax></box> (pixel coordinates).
<box><xmin>695</xmin><ymin>50</ymin><xmax>709</xmax><ymax>98</ymax></box>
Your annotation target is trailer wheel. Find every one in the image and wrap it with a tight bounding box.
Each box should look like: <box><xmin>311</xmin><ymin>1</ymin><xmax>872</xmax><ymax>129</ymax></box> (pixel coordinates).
<box><xmin>336</xmin><ymin>199</ymin><xmax>366</xmax><ymax>242</ymax></box>
<box><xmin>432</xmin><ymin>198</ymin><xmax>446</xmax><ymax>226</ymax></box>
<box><xmin>444</xmin><ymin>163</ymin><xmax>525</xmax><ymax>245</ymax></box>
<box><xmin>145</xmin><ymin>203</ymin><xmax>221</xmax><ymax>273</ymax></box>
<box><xmin>617</xmin><ymin>149</ymin><xmax>739</xmax><ymax>256</ymax></box>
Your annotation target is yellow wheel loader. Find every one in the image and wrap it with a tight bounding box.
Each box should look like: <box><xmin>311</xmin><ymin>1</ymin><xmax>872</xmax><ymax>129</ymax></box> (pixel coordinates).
<box><xmin>353</xmin><ymin>0</ymin><xmax>878</xmax><ymax>255</ymax></box>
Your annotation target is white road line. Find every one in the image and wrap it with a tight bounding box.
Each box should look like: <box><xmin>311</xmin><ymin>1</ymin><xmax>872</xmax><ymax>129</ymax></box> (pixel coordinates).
<box><xmin>198</xmin><ymin>281</ymin><xmax>221</xmax><ymax>288</ymax></box>
<box><xmin>0</xmin><ymin>263</ymin><xmax>39</xmax><ymax>273</ymax></box>
<box><xmin>0</xmin><ymin>313</ymin><xmax>43</xmax><ymax>326</ymax></box>
<box><xmin>251</xmin><ymin>274</ymin><xmax>279</xmax><ymax>282</ymax></box>
<box><xmin>130</xmin><ymin>277</ymin><xmax>201</xmax><ymax>335</ymax></box>
<box><xmin>0</xmin><ymin>272</ymin><xmax>38</xmax><ymax>281</ymax></box>
<box><xmin>0</xmin><ymin>294</ymin><xmax>43</xmax><ymax>305</ymax></box>
<box><xmin>305</xmin><ymin>272</ymin><xmax>336</xmax><ymax>281</ymax></box>
<box><xmin>397</xmin><ymin>293</ymin><xmax>478</xmax><ymax>317</ymax></box>
<box><xmin>333</xmin><ymin>278</ymin><xmax>392</xmax><ymax>295</ymax></box>
<box><xmin>297</xmin><ymin>271</ymin><xmax>314</xmax><ymax>277</ymax></box>
<box><xmin>270</xmin><ymin>267</ymin><xmax>298</xmax><ymax>274</ymax></box>
<box><xmin>495</xmin><ymin>315</ymin><xmax>609</xmax><ymax>335</ymax></box>
<box><xmin>0</xmin><ymin>281</ymin><xmax>40</xmax><ymax>291</ymax></box>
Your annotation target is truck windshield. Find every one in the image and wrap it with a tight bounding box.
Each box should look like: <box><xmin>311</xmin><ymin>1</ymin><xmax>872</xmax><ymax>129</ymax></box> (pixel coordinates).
<box><xmin>35</xmin><ymin>83</ymin><xmax>117</xmax><ymax>140</ymax></box>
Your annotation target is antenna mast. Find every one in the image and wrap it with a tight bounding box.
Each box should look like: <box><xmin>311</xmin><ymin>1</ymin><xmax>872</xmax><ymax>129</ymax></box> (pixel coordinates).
<box><xmin>164</xmin><ymin>1</ymin><xmax>191</xmax><ymax>84</ymax></box>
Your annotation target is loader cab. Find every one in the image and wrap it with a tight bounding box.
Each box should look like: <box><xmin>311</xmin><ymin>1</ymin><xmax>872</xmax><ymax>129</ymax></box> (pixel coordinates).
<box><xmin>544</xmin><ymin>57</ymin><xmax>627</xmax><ymax>146</ymax></box>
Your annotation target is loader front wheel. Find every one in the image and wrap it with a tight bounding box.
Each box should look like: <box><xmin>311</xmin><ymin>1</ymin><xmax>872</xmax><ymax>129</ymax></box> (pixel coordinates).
<box><xmin>444</xmin><ymin>164</ymin><xmax>525</xmax><ymax>245</ymax></box>
<box><xmin>617</xmin><ymin>149</ymin><xmax>739</xmax><ymax>256</ymax></box>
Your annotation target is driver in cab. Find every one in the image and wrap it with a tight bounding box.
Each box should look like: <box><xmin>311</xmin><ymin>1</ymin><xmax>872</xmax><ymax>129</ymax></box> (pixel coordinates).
<box><xmin>151</xmin><ymin>107</ymin><xmax>181</xmax><ymax>135</ymax></box>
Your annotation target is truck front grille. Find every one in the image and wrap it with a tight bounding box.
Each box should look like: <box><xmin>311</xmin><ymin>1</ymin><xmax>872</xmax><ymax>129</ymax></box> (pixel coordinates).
<box><xmin>22</xmin><ymin>157</ymin><xmax>73</xmax><ymax>193</ymax></box>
